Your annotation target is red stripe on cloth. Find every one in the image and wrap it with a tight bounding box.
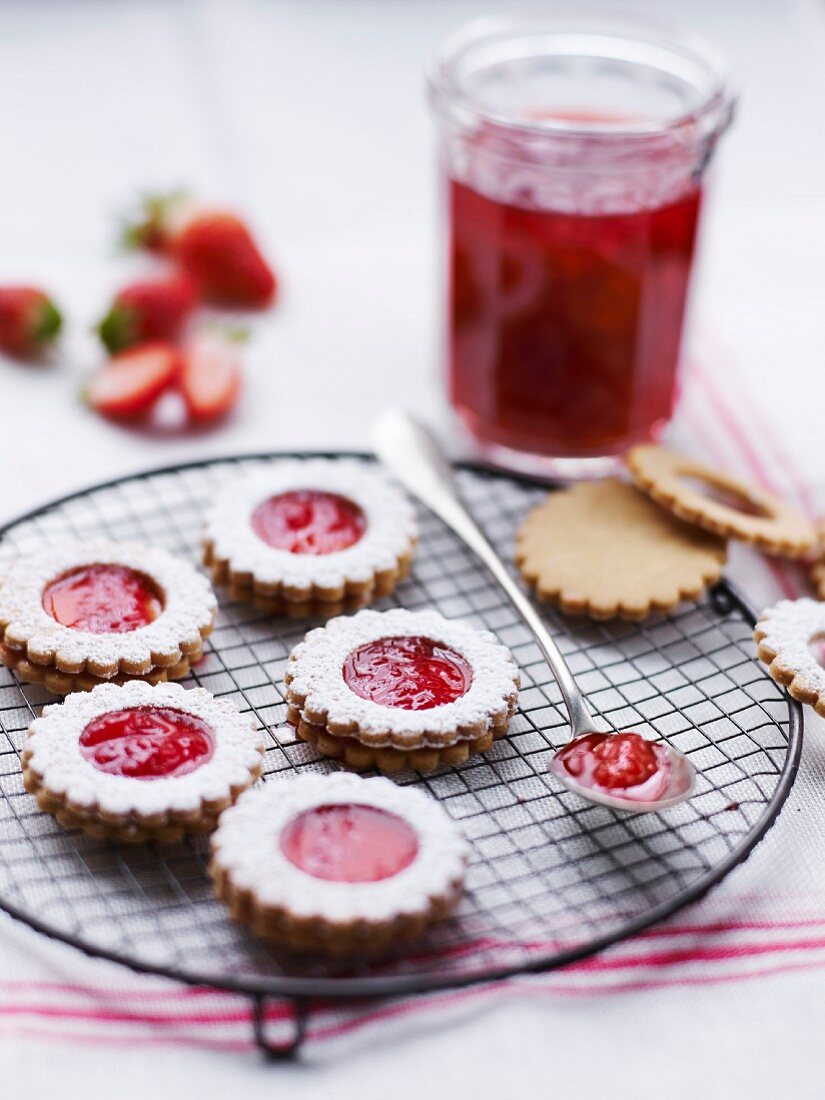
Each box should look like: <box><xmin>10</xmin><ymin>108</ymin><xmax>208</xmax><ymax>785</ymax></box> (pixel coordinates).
<box><xmin>307</xmin><ymin>954</ymin><xmax>825</xmax><ymax>1044</ymax></box>
<box><xmin>691</xmin><ymin>362</ymin><xmax>786</xmax><ymax>496</ymax></box>
<box><xmin>0</xmin><ymin>1023</ymin><xmax>254</xmax><ymax>1052</ymax></box>
<box><xmin>3</xmin><ymin>927</ymin><xmax>825</xmax><ymax>1031</ymax></box>
<box><xmin>6</xmin><ymin>952</ymin><xmax>825</xmax><ymax>1053</ymax></box>
<box><xmin>695</xmin><ymin>336</ymin><xmax>819</xmax><ymax>519</ymax></box>
<box><xmin>680</xmin><ymin>366</ymin><xmax>802</xmax><ymax>598</ymax></box>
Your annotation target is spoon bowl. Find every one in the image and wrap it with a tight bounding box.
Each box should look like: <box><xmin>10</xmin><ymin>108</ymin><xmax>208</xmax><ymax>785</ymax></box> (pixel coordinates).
<box><xmin>550</xmin><ymin>735</ymin><xmax>696</xmax><ymax>813</ymax></box>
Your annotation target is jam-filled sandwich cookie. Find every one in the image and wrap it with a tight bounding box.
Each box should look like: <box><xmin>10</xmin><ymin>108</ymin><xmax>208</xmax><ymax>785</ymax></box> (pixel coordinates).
<box><xmin>0</xmin><ymin>540</ymin><xmax>216</xmax><ymax>694</ymax></box>
<box><xmin>285</xmin><ymin>608</ymin><xmax>520</xmax><ymax>773</ymax></box>
<box><xmin>628</xmin><ymin>445</ymin><xmax>817</xmax><ymax>559</ymax></box>
<box><xmin>516</xmin><ymin>480</ymin><xmax>727</xmax><ymax>621</ymax></box>
<box><xmin>202</xmin><ymin>459</ymin><xmax>417</xmax><ymax>611</ymax></box>
<box><xmin>210</xmin><ymin>773</ymin><xmax>469</xmax><ymax>956</ymax></box>
<box><xmin>22</xmin><ymin>681</ymin><xmax>265</xmax><ymax>843</ymax></box>
<box><xmin>754</xmin><ymin>598</ymin><xmax>825</xmax><ymax>717</ymax></box>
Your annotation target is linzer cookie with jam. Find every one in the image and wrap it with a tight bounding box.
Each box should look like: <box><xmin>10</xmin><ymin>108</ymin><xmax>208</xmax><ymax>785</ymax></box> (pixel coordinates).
<box><xmin>22</xmin><ymin>681</ymin><xmax>264</xmax><ymax>843</ymax></box>
<box><xmin>284</xmin><ymin>608</ymin><xmax>520</xmax><ymax>773</ymax></box>
<box><xmin>202</xmin><ymin>459</ymin><xmax>417</xmax><ymax>611</ymax></box>
<box><xmin>754</xmin><ymin>598</ymin><xmax>825</xmax><ymax>717</ymax></box>
<box><xmin>210</xmin><ymin>772</ymin><xmax>469</xmax><ymax>956</ymax></box>
<box><xmin>0</xmin><ymin>539</ymin><xmax>217</xmax><ymax>693</ymax></box>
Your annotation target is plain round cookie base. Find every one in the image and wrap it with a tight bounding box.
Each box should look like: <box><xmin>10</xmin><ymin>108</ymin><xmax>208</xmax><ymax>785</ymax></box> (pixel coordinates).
<box><xmin>515</xmin><ymin>480</ymin><xmax>727</xmax><ymax>622</ymax></box>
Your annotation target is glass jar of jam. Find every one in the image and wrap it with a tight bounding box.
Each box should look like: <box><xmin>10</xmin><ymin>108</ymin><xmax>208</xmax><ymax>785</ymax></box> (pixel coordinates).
<box><xmin>429</xmin><ymin>15</ymin><xmax>735</xmax><ymax>477</ymax></box>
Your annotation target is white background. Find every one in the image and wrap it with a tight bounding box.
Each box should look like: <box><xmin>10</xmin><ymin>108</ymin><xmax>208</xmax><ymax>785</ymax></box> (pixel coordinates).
<box><xmin>1</xmin><ymin>1</ymin><xmax>825</xmax><ymax>1096</ymax></box>
<box><xmin>1</xmin><ymin>0</ymin><xmax>824</xmax><ymax>523</ymax></box>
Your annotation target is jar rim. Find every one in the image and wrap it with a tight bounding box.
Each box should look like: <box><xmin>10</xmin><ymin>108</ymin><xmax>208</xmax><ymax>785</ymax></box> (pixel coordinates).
<box><xmin>428</xmin><ymin>12</ymin><xmax>736</xmax><ymax>141</ymax></box>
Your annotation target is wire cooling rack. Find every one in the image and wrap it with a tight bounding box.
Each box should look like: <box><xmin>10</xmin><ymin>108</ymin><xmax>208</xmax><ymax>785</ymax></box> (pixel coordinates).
<box><xmin>0</xmin><ymin>453</ymin><xmax>803</xmax><ymax>1057</ymax></box>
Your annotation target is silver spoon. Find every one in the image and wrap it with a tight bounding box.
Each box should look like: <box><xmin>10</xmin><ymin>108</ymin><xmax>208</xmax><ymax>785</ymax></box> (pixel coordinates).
<box><xmin>371</xmin><ymin>409</ymin><xmax>695</xmax><ymax>813</ymax></box>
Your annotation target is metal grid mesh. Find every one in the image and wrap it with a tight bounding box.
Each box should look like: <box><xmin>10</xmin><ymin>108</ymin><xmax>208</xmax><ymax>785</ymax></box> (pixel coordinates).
<box><xmin>0</xmin><ymin>455</ymin><xmax>800</xmax><ymax>998</ymax></box>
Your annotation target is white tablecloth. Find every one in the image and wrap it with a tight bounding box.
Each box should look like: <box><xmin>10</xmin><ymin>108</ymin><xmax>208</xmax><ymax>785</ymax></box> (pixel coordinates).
<box><xmin>1</xmin><ymin>1</ymin><xmax>825</xmax><ymax>1096</ymax></box>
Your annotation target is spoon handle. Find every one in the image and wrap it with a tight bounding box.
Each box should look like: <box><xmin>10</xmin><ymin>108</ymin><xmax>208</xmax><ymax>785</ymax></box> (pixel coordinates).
<box><xmin>371</xmin><ymin>409</ymin><xmax>604</xmax><ymax>739</ymax></box>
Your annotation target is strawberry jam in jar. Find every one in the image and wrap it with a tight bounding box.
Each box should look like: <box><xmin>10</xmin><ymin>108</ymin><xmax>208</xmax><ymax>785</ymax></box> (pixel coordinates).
<box><xmin>430</xmin><ymin>16</ymin><xmax>735</xmax><ymax>476</ymax></box>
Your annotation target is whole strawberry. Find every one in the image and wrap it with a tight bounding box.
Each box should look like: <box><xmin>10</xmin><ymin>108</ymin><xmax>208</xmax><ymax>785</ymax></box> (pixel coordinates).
<box><xmin>97</xmin><ymin>273</ymin><xmax>197</xmax><ymax>353</ymax></box>
<box><xmin>0</xmin><ymin>287</ymin><xmax>62</xmax><ymax>358</ymax></box>
<box><xmin>124</xmin><ymin>193</ymin><xmax>277</xmax><ymax>309</ymax></box>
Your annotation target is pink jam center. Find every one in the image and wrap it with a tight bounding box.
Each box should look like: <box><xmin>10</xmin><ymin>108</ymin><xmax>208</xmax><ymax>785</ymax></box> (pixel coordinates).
<box><xmin>551</xmin><ymin>732</ymin><xmax>672</xmax><ymax>803</ymax></box>
<box><xmin>42</xmin><ymin>564</ymin><xmax>162</xmax><ymax>634</ymax></box>
<box><xmin>79</xmin><ymin>706</ymin><xmax>214</xmax><ymax>780</ymax></box>
<box><xmin>342</xmin><ymin>635</ymin><xmax>473</xmax><ymax>710</ymax></box>
<box><xmin>250</xmin><ymin>490</ymin><xmax>366</xmax><ymax>555</ymax></box>
<box><xmin>280</xmin><ymin>803</ymin><xmax>419</xmax><ymax>883</ymax></box>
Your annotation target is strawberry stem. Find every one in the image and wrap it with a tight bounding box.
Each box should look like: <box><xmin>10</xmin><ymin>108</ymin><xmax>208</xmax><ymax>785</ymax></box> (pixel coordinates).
<box><xmin>34</xmin><ymin>298</ymin><xmax>62</xmax><ymax>346</ymax></box>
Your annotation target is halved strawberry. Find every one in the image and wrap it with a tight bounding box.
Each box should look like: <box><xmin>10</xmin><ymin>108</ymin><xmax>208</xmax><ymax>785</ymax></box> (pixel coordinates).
<box><xmin>123</xmin><ymin>193</ymin><xmax>277</xmax><ymax>308</ymax></box>
<box><xmin>86</xmin><ymin>343</ymin><xmax>180</xmax><ymax>420</ymax></box>
<box><xmin>179</xmin><ymin>332</ymin><xmax>242</xmax><ymax>422</ymax></box>
<box><xmin>97</xmin><ymin>273</ymin><xmax>197</xmax><ymax>353</ymax></box>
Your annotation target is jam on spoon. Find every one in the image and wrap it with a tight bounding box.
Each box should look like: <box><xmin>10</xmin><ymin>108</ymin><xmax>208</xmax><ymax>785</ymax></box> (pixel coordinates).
<box><xmin>551</xmin><ymin>731</ymin><xmax>674</xmax><ymax>804</ymax></box>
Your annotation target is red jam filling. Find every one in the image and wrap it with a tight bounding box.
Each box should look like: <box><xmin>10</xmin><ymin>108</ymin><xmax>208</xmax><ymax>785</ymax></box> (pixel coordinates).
<box><xmin>42</xmin><ymin>564</ymin><xmax>162</xmax><ymax>634</ymax></box>
<box><xmin>551</xmin><ymin>732</ymin><xmax>672</xmax><ymax>803</ymax></box>
<box><xmin>79</xmin><ymin>706</ymin><xmax>214</xmax><ymax>780</ymax></box>
<box><xmin>448</xmin><ymin>152</ymin><xmax>701</xmax><ymax>459</ymax></box>
<box><xmin>280</xmin><ymin>803</ymin><xmax>419</xmax><ymax>883</ymax></box>
<box><xmin>250</xmin><ymin>490</ymin><xmax>366</xmax><ymax>555</ymax></box>
<box><xmin>343</xmin><ymin>635</ymin><xmax>473</xmax><ymax>710</ymax></box>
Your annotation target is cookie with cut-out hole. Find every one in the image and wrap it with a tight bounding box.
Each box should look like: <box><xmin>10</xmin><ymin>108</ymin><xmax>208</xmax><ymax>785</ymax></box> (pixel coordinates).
<box><xmin>0</xmin><ymin>540</ymin><xmax>216</xmax><ymax>693</ymax></box>
<box><xmin>202</xmin><ymin>459</ymin><xmax>417</xmax><ymax>610</ymax></box>
<box><xmin>22</xmin><ymin>681</ymin><xmax>264</xmax><ymax>844</ymax></box>
<box><xmin>627</xmin><ymin>445</ymin><xmax>816</xmax><ymax>558</ymax></box>
<box><xmin>515</xmin><ymin>479</ymin><xmax>727</xmax><ymax>621</ymax></box>
<box><xmin>754</xmin><ymin>598</ymin><xmax>825</xmax><ymax>716</ymax></box>
<box><xmin>284</xmin><ymin>608</ymin><xmax>520</xmax><ymax>774</ymax></box>
<box><xmin>210</xmin><ymin>773</ymin><xmax>468</xmax><ymax>956</ymax></box>
<box><xmin>811</xmin><ymin>522</ymin><xmax>825</xmax><ymax>599</ymax></box>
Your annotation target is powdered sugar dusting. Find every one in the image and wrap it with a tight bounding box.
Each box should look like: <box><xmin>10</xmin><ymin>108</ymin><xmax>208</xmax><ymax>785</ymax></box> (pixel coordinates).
<box><xmin>287</xmin><ymin>608</ymin><xmax>520</xmax><ymax>749</ymax></box>
<box><xmin>211</xmin><ymin>773</ymin><xmax>468</xmax><ymax>923</ymax></box>
<box><xmin>24</xmin><ymin>681</ymin><xmax>263</xmax><ymax>818</ymax></box>
<box><xmin>202</xmin><ymin>460</ymin><xmax>417</xmax><ymax>591</ymax></box>
<box><xmin>755</xmin><ymin>598</ymin><xmax>825</xmax><ymax>694</ymax></box>
<box><xmin>0</xmin><ymin>540</ymin><xmax>216</xmax><ymax>673</ymax></box>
